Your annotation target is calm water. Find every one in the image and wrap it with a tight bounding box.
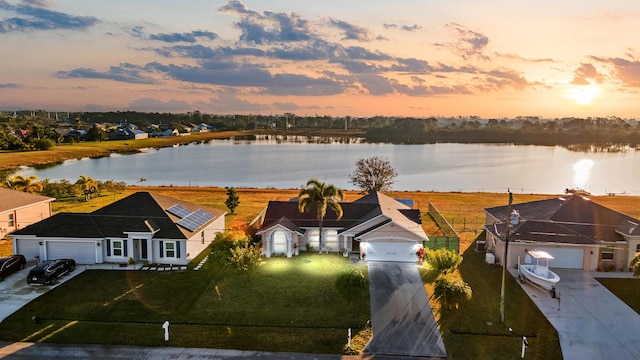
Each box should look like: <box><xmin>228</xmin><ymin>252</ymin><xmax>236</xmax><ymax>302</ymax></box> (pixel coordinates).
<box><xmin>17</xmin><ymin>137</ymin><xmax>640</xmax><ymax>195</ymax></box>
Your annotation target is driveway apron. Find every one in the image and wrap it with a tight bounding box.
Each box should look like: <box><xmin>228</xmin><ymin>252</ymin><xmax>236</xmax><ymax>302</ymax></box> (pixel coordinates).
<box><xmin>514</xmin><ymin>269</ymin><xmax>640</xmax><ymax>360</ymax></box>
<box><xmin>364</xmin><ymin>261</ymin><xmax>446</xmax><ymax>358</ymax></box>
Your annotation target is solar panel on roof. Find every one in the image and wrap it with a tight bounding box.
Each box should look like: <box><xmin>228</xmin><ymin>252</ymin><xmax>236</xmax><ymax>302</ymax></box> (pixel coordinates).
<box><xmin>167</xmin><ymin>204</ymin><xmax>191</xmax><ymax>218</ymax></box>
<box><xmin>177</xmin><ymin>209</ymin><xmax>215</xmax><ymax>231</ymax></box>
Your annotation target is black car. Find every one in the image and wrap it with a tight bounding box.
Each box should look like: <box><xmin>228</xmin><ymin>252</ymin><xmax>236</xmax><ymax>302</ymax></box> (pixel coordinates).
<box><xmin>27</xmin><ymin>259</ymin><xmax>76</xmax><ymax>285</ymax></box>
<box><xmin>0</xmin><ymin>255</ymin><xmax>26</xmax><ymax>280</ymax></box>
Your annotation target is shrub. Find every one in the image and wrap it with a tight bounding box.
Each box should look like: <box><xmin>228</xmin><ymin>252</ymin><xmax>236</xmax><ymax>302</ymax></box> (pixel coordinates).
<box><xmin>433</xmin><ymin>276</ymin><xmax>472</xmax><ymax>310</ymax></box>
<box><xmin>335</xmin><ymin>268</ymin><xmax>369</xmax><ymax>305</ymax></box>
<box><xmin>426</xmin><ymin>248</ymin><xmax>463</xmax><ymax>274</ymax></box>
<box><xmin>32</xmin><ymin>138</ymin><xmax>55</xmax><ymax>150</ymax></box>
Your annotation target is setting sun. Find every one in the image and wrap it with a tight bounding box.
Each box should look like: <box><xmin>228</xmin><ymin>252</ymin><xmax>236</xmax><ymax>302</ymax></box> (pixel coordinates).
<box><xmin>566</xmin><ymin>84</ymin><xmax>601</xmax><ymax>106</ymax></box>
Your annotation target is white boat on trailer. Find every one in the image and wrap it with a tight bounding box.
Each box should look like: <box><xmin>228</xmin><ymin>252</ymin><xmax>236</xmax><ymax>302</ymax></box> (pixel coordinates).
<box><xmin>518</xmin><ymin>250</ymin><xmax>560</xmax><ymax>293</ymax></box>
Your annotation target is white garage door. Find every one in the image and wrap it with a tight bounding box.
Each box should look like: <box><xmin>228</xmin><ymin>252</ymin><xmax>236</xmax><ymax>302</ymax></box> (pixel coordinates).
<box><xmin>536</xmin><ymin>248</ymin><xmax>583</xmax><ymax>269</ymax></box>
<box><xmin>14</xmin><ymin>239</ymin><xmax>39</xmax><ymax>261</ymax></box>
<box><xmin>366</xmin><ymin>241</ymin><xmax>417</xmax><ymax>262</ymax></box>
<box><xmin>46</xmin><ymin>241</ymin><xmax>96</xmax><ymax>264</ymax></box>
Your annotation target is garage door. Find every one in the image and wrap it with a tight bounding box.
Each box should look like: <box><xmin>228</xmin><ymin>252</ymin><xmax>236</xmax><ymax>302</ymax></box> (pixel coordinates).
<box><xmin>535</xmin><ymin>248</ymin><xmax>583</xmax><ymax>269</ymax></box>
<box><xmin>46</xmin><ymin>241</ymin><xmax>96</xmax><ymax>264</ymax></box>
<box><xmin>366</xmin><ymin>241</ymin><xmax>417</xmax><ymax>262</ymax></box>
<box><xmin>15</xmin><ymin>239</ymin><xmax>39</xmax><ymax>261</ymax></box>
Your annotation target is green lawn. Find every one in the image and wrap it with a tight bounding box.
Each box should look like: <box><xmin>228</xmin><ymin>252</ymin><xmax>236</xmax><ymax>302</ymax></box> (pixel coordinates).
<box><xmin>422</xmin><ymin>247</ymin><xmax>563</xmax><ymax>359</ymax></box>
<box><xmin>597</xmin><ymin>278</ymin><xmax>640</xmax><ymax>313</ymax></box>
<box><xmin>0</xmin><ymin>252</ymin><xmax>370</xmax><ymax>354</ymax></box>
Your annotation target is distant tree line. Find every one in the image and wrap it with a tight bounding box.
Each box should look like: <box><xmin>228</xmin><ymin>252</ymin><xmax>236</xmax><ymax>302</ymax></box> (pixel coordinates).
<box><xmin>365</xmin><ymin>117</ymin><xmax>640</xmax><ymax>148</ymax></box>
<box><xmin>2</xmin><ymin>110</ymin><xmax>639</xmax><ymax>149</ymax></box>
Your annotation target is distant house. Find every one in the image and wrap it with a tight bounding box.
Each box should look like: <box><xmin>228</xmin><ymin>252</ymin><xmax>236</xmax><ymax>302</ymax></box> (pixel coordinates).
<box><xmin>159</xmin><ymin>129</ymin><xmax>179</xmax><ymax>137</ymax></box>
<box><xmin>254</xmin><ymin>192</ymin><xmax>427</xmax><ymax>262</ymax></box>
<box><xmin>0</xmin><ymin>188</ymin><xmax>54</xmax><ymax>240</ymax></box>
<box><xmin>10</xmin><ymin>192</ymin><xmax>226</xmax><ymax>265</ymax></box>
<box><xmin>108</xmin><ymin>124</ymin><xmax>149</xmax><ymax>140</ymax></box>
<box><xmin>484</xmin><ymin>195</ymin><xmax>640</xmax><ymax>272</ymax></box>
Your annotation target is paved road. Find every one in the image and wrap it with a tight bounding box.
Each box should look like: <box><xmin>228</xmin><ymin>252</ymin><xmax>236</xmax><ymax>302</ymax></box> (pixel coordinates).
<box><xmin>514</xmin><ymin>268</ymin><xmax>640</xmax><ymax>360</ymax></box>
<box><xmin>0</xmin><ymin>342</ymin><xmax>433</xmax><ymax>360</ymax></box>
<box><xmin>365</xmin><ymin>261</ymin><xmax>446</xmax><ymax>358</ymax></box>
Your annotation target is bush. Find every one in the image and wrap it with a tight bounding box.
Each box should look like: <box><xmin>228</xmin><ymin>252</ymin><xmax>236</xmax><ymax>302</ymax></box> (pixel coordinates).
<box><xmin>433</xmin><ymin>276</ymin><xmax>472</xmax><ymax>310</ymax></box>
<box><xmin>32</xmin><ymin>138</ymin><xmax>55</xmax><ymax>150</ymax></box>
<box><xmin>426</xmin><ymin>248</ymin><xmax>463</xmax><ymax>274</ymax></box>
<box><xmin>335</xmin><ymin>268</ymin><xmax>369</xmax><ymax>305</ymax></box>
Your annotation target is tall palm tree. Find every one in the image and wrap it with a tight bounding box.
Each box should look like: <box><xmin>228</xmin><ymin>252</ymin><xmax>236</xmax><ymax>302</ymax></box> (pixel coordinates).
<box><xmin>298</xmin><ymin>178</ymin><xmax>344</xmax><ymax>254</ymax></box>
<box><xmin>76</xmin><ymin>175</ymin><xmax>98</xmax><ymax>201</ymax></box>
<box><xmin>3</xmin><ymin>174</ymin><xmax>42</xmax><ymax>193</ymax></box>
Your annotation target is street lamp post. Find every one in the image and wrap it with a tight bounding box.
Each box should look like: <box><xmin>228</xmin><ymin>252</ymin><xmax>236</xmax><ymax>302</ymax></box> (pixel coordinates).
<box><xmin>500</xmin><ymin>191</ymin><xmax>519</xmax><ymax>324</ymax></box>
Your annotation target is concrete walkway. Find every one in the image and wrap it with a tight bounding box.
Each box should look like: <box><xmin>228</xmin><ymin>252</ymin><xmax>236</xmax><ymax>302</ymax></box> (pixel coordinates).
<box><xmin>513</xmin><ymin>268</ymin><xmax>640</xmax><ymax>360</ymax></box>
<box><xmin>365</xmin><ymin>262</ymin><xmax>446</xmax><ymax>358</ymax></box>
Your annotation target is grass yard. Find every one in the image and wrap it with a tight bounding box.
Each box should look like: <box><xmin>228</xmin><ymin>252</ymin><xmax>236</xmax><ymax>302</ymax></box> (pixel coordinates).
<box><xmin>597</xmin><ymin>278</ymin><xmax>640</xmax><ymax>314</ymax></box>
<box><xmin>423</xmin><ymin>247</ymin><xmax>563</xmax><ymax>359</ymax></box>
<box><xmin>0</xmin><ymin>252</ymin><xmax>370</xmax><ymax>354</ymax></box>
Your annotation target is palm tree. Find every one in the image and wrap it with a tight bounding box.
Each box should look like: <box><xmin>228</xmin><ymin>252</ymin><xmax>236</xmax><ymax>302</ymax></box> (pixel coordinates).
<box><xmin>631</xmin><ymin>253</ymin><xmax>640</xmax><ymax>277</ymax></box>
<box><xmin>298</xmin><ymin>178</ymin><xmax>344</xmax><ymax>254</ymax></box>
<box><xmin>3</xmin><ymin>174</ymin><xmax>43</xmax><ymax>193</ymax></box>
<box><xmin>138</xmin><ymin>177</ymin><xmax>147</xmax><ymax>187</ymax></box>
<box><xmin>75</xmin><ymin>175</ymin><xmax>98</xmax><ymax>201</ymax></box>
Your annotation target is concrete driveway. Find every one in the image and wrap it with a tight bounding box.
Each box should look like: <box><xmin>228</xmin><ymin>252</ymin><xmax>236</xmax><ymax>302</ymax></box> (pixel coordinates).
<box><xmin>364</xmin><ymin>261</ymin><xmax>446</xmax><ymax>358</ymax></box>
<box><xmin>513</xmin><ymin>268</ymin><xmax>640</xmax><ymax>360</ymax></box>
<box><xmin>0</xmin><ymin>263</ymin><xmax>85</xmax><ymax>323</ymax></box>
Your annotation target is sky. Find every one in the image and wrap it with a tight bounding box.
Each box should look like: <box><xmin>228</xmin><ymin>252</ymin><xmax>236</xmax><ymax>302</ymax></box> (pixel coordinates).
<box><xmin>1</xmin><ymin>0</ymin><xmax>640</xmax><ymax>118</ymax></box>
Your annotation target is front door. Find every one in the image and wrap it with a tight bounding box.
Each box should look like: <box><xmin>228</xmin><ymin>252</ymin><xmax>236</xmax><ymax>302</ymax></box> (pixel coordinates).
<box><xmin>137</xmin><ymin>239</ymin><xmax>148</xmax><ymax>260</ymax></box>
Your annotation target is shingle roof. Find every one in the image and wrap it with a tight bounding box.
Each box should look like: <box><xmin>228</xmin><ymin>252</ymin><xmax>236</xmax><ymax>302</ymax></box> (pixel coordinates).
<box><xmin>12</xmin><ymin>192</ymin><xmax>225</xmax><ymax>240</ymax></box>
<box><xmin>0</xmin><ymin>188</ymin><xmax>54</xmax><ymax>213</ymax></box>
<box><xmin>260</xmin><ymin>191</ymin><xmax>427</xmax><ymax>240</ymax></box>
<box><xmin>484</xmin><ymin>195</ymin><xmax>639</xmax><ymax>245</ymax></box>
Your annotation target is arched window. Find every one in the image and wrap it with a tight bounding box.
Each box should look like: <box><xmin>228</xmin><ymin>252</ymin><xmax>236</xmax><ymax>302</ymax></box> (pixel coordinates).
<box><xmin>273</xmin><ymin>231</ymin><xmax>287</xmax><ymax>254</ymax></box>
<box><xmin>325</xmin><ymin>230</ymin><xmax>338</xmax><ymax>251</ymax></box>
<box><xmin>308</xmin><ymin>230</ymin><xmax>319</xmax><ymax>250</ymax></box>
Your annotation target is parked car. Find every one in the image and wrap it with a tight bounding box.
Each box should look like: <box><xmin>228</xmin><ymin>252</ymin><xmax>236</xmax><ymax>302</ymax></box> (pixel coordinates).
<box><xmin>27</xmin><ymin>259</ymin><xmax>76</xmax><ymax>285</ymax></box>
<box><xmin>0</xmin><ymin>255</ymin><xmax>26</xmax><ymax>279</ymax></box>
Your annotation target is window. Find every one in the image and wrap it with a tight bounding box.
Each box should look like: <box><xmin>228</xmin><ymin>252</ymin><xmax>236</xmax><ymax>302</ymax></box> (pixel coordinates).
<box><xmin>107</xmin><ymin>239</ymin><xmax>127</xmax><ymax>257</ymax></box>
<box><xmin>161</xmin><ymin>241</ymin><xmax>180</xmax><ymax>258</ymax></box>
<box><xmin>308</xmin><ymin>230</ymin><xmax>319</xmax><ymax>250</ymax></box>
<box><xmin>165</xmin><ymin>242</ymin><xmax>175</xmax><ymax>257</ymax></box>
<box><xmin>636</xmin><ymin>244</ymin><xmax>640</xmax><ymax>253</ymax></box>
<box><xmin>273</xmin><ymin>231</ymin><xmax>287</xmax><ymax>254</ymax></box>
<box><xmin>8</xmin><ymin>214</ymin><xmax>14</xmax><ymax>227</ymax></box>
<box><xmin>201</xmin><ymin>231</ymin><xmax>205</xmax><ymax>245</ymax></box>
<box><xmin>325</xmin><ymin>230</ymin><xmax>338</xmax><ymax>251</ymax></box>
<box><xmin>601</xmin><ymin>246</ymin><xmax>614</xmax><ymax>261</ymax></box>
<box><xmin>112</xmin><ymin>240</ymin><xmax>123</xmax><ymax>256</ymax></box>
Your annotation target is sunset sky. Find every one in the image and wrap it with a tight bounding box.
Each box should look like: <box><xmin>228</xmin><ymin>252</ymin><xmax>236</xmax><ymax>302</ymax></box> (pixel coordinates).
<box><xmin>1</xmin><ymin>0</ymin><xmax>640</xmax><ymax>118</ymax></box>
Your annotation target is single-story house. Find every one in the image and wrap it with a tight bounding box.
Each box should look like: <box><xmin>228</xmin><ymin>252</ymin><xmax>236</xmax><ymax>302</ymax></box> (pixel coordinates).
<box><xmin>484</xmin><ymin>195</ymin><xmax>640</xmax><ymax>272</ymax></box>
<box><xmin>255</xmin><ymin>191</ymin><xmax>427</xmax><ymax>262</ymax></box>
<box><xmin>10</xmin><ymin>192</ymin><xmax>226</xmax><ymax>265</ymax></box>
<box><xmin>0</xmin><ymin>188</ymin><xmax>54</xmax><ymax>239</ymax></box>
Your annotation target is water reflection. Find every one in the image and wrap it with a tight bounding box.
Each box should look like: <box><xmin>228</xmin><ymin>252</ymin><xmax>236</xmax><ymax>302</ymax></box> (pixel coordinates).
<box><xmin>573</xmin><ymin>159</ymin><xmax>594</xmax><ymax>189</ymax></box>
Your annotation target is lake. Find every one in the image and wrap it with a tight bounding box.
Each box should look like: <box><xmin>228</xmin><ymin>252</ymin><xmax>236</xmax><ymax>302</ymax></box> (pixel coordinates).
<box><xmin>17</xmin><ymin>136</ymin><xmax>640</xmax><ymax>195</ymax></box>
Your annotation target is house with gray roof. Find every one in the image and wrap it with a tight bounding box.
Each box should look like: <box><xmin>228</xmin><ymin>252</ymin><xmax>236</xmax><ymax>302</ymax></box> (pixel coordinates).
<box><xmin>0</xmin><ymin>188</ymin><xmax>54</xmax><ymax>240</ymax></box>
<box><xmin>255</xmin><ymin>192</ymin><xmax>427</xmax><ymax>262</ymax></box>
<box><xmin>484</xmin><ymin>195</ymin><xmax>640</xmax><ymax>272</ymax></box>
<box><xmin>10</xmin><ymin>192</ymin><xmax>225</xmax><ymax>265</ymax></box>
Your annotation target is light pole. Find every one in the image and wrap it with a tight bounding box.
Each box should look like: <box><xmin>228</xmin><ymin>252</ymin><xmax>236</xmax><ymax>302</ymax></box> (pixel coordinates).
<box><xmin>500</xmin><ymin>191</ymin><xmax>519</xmax><ymax>324</ymax></box>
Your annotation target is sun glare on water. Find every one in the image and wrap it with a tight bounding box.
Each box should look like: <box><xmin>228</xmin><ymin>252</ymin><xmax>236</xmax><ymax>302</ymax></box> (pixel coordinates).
<box><xmin>573</xmin><ymin>159</ymin><xmax>594</xmax><ymax>189</ymax></box>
